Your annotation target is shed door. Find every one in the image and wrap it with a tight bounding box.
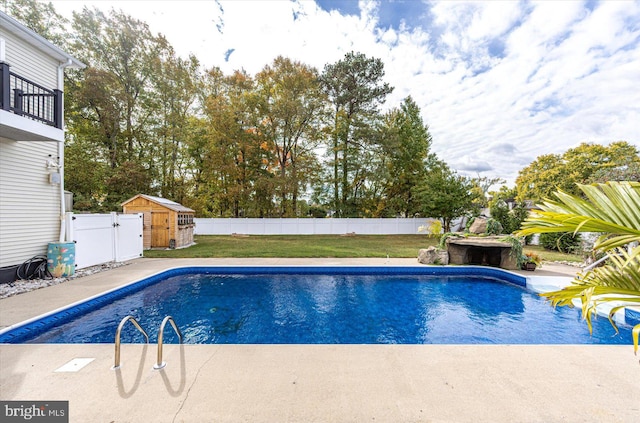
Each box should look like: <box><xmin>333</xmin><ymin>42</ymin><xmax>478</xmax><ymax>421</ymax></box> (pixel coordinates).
<box><xmin>151</xmin><ymin>212</ymin><xmax>170</xmax><ymax>248</ymax></box>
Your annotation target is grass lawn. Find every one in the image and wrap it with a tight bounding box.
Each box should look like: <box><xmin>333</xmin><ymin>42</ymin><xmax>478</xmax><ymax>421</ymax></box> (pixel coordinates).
<box><xmin>523</xmin><ymin>245</ymin><xmax>583</xmax><ymax>263</ymax></box>
<box><xmin>144</xmin><ymin>234</ymin><xmax>583</xmax><ymax>262</ymax></box>
<box><xmin>144</xmin><ymin>235</ymin><xmax>438</xmax><ymax>258</ymax></box>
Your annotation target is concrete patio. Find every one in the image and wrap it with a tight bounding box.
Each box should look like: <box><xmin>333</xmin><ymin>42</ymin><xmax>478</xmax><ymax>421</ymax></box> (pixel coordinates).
<box><xmin>1</xmin><ymin>258</ymin><xmax>639</xmax><ymax>422</ymax></box>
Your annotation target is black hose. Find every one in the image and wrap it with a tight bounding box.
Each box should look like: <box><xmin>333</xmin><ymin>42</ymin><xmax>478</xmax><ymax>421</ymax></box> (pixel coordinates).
<box><xmin>16</xmin><ymin>256</ymin><xmax>52</xmax><ymax>280</ymax></box>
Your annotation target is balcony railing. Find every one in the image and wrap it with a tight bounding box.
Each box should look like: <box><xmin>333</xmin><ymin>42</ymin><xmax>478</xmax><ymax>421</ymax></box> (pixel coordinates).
<box><xmin>0</xmin><ymin>62</ymin><xmax>62</xmax><ymax>129</ymax></box>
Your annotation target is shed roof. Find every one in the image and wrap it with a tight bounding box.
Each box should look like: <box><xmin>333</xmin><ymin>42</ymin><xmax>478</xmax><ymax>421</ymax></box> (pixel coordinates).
<box><xmin>121</xmin><ymin>194</ymin><xmax>195</xmax><ymax>213</ymax></box>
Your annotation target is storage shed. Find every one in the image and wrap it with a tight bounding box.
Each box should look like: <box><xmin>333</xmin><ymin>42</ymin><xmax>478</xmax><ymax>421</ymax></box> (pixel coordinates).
<box><xmin>121</xmin><ymin>194</ymin><xmax>195</xmax><ymax>249</ymax></box>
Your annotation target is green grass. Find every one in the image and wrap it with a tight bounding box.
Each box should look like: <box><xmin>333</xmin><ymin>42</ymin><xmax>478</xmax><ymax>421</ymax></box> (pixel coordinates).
<box><xmin>144</xmin><ymin>234</ymin><xmax>584</xmax><ymax>262</ymax></box>
<box><xmin>144</xmin><ymin>235</ymin><xmax>439</xmax><ymax>258</ymax></box>
<box><xmin>523</xmin><ymin>245</ymin><xmax>583</xmax><ymax>263</ymax></box>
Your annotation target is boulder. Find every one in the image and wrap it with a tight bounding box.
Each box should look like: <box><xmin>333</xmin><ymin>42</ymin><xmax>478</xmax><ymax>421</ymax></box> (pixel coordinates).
<box><xmin>418</xmin><ymin>246</ymin><xmax>449</xmax><ymax>265</ymax></box>
<box><xmin>468</xmin><ymin>217</ymin><xmax>488</xmax><ymax>234</ymax></box>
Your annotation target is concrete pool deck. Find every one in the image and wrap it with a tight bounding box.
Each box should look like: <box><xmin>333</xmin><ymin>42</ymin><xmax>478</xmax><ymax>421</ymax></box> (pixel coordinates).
<box><xmin>1</xmin><ymin>258</ymin><xmax>639</xmax><ymax>422</ymax></box>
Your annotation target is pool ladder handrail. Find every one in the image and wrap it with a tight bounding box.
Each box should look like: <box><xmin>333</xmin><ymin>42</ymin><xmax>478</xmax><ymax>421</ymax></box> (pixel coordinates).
<box><xmin>154</xmin><ymin>315</ymin><xmax>183</xmax><ymax>370</ymax></box>
<box><xmin>113</xmin><ymin>315</ymin><xmax>149</xmax><ymax>369</ymax></box>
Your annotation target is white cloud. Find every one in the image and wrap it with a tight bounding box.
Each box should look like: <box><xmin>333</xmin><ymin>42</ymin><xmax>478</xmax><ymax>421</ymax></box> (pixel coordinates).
<box><xmin>49</xmin><ymin>0</ymin><xmax>640</xmax><ymax>186</ymax></box>
<box><xmin>467</xmin><ymin>1</ymin><xmax>523</xmax><ymax>41</ymax></box>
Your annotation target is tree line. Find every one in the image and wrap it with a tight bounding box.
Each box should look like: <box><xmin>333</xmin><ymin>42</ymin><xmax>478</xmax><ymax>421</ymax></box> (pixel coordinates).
<box><xmin>6</xmin><ymin>1</ymin><xmax>639</xmax><ymax>229</ymax></box>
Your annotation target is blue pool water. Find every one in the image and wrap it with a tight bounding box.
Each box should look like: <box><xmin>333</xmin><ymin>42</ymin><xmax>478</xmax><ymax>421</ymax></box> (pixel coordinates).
<box><xmin>0</xmin><ymin>267</ymin><xmax>633</xmax><ymax>345</ymax></box>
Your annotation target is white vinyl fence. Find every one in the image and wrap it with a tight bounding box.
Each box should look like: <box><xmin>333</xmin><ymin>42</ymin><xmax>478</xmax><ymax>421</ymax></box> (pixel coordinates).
<box><xmin>194</xmin><ymin>218</ymin><xmax>437</xmax><ymax>235</ymax></box>
<box><xmin>66</xmin><ymin>212</ymin><xmax>143</xmax><ymax>270</ymax></box>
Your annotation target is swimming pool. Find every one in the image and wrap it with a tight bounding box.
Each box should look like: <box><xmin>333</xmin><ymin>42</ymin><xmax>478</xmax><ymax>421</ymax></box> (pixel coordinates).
<box><xmin>0</xmin><ymin>266</ymin><xmax>633</xmax><ymax>345</ymax></box>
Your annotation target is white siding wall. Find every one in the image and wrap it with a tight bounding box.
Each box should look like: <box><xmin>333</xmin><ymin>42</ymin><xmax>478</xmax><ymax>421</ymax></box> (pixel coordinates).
<box><xmin>0</xmin><ymin>137</ymin><xmax>61</xmax><ymax>267</ymax></box>
<box><xmin>0</xmin><ymin>30</ymin><xmax>58</xmax><ymax>88</ymax></box>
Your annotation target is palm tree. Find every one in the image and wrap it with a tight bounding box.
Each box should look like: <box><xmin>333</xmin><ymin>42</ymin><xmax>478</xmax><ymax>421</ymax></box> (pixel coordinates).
<box><xmin>516</xmin><ymin>181</ymin><xmax>640</xmax><ymax>353</ymax></box>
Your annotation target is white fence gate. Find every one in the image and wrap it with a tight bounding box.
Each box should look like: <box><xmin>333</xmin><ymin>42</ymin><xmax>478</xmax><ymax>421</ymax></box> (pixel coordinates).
<box><xmin>66</xmin><ymin>212</ymin><xmax>143</xmax><ymax>270</ymax></box>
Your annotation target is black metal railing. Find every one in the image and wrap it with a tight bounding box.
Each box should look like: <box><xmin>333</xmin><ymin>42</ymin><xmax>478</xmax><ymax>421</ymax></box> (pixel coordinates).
<box><xmin>0</xmin><ymin>62</ymin><xmax>62</xmax><ymax>129</ymax></box>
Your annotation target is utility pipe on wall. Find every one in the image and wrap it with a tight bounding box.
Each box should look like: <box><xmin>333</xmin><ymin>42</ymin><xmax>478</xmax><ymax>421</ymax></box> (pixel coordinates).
<box><xmin>57</xmin><ymin>58</ymin><xmax>72</xmax><ymax>242</ymax></box>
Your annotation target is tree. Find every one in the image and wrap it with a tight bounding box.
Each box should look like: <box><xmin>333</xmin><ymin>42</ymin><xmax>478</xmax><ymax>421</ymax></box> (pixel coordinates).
<box><xmin>517</xmin><ymin>181</ymin><xmax>640</xmax><ymax>352</ymax></box>
<box><xmin>65</xmin><ymin>7</ymin><xmax>190</xmax><ymax>208</ymax></box>
<box><xmin>561</xmin><ymin>141</ymin><xmax>639</xmax><ymax>188</ymax></box>
<box><xmin>588</xmin><ymin>161</ymin><xmax>640</xmax><ymax>184</ymax></box>
<box><xmin>381</xmin><ymin>96</ymin><xmax>433</xmax><ymax>217</ymax></box>
<box><xmin>471</xmin><ymin>176</ymin><xmax>505</xmax><ymax>210</ymax></box>
<box><xmin>488</xmin><ymin>185</ymin><xmax>528</xmax><ymax>235</ymax></box>
<box><xmin>149</xmin><ymin>44</ymin><xmax>201</xmax><ymax>201</ymax></box>
<box><xmin>515</xmin><ymin>153</ymin><xmax>566</xmax><ymax>202</ymax></box>
<box><xmin>68</xmin><ymin>67</ymin><xmax>126</xmax><ymax>170</ymax></box>
<box><xmin>255</xmin><ymin>57</ymin><xmax>326</xmax><ymax>216</ymax></box>
<box><xmin>103</xmin><ymin>160</ymin><xmax>151</xmax><ymax>210</ymax></box>
<box><xmin>515</xmin><ymin>141</ymin><xmax>640</xmax><ymax>202</ymax></box>
<box><xmin>64</xmin><ymin>134</ymin><xmax>108</xmax><ymax>211</ymax></box>
<box><xmin>4</xmin><ymin>0</ymin><xmax>68</xmax><ymax>45</ymax></box>
<box><xmin>320</xmin><ymin>52</ymin><xmax>393</xmax><ymax>216</ymax></box>
<box><xmin>413</xmin><ymin>160</ymin><xmax>480</xmax><ymax>232</ymax></box>
<box><xmin>70</xmin><ymin>8</ymin><xmax>162</xmax><ymax>163</ymax></box>
<box><xmin>196</xmin><ymin>69</ymin><xmax>273</xmax><ymax>217</ymax></box>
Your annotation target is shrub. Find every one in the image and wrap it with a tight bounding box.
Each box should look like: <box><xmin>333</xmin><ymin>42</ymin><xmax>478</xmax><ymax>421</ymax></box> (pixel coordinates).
<box><xmin>486</xmin><ymin>218</ymin><xmax>503</xmax><ymax>235</ymax></box>
<box><xmin>307</xmin><ymin>207</ymin><xmax>327</xmax><ymax>218</ymax></box>
<box><xmin>500</xmin><ymin>235</ymin><xmax>525</xmax><ymax>267</ymax></box>
<box><xmin>489</xmin><ymin>200</ymin><xmax>510</xmax><ymax>231</ymax></box>
<box><xmin>465</xmin><ymin>216</ymin><xmax>476</xmax><ymax>232</ymax></box>
<box><xmin>465</xmin><ymin>216</ymin><xmax>503</xmax><ymax>235</ymax></box>
<box><xmin>418</xmin><ymin>220</ymin><xmax>443</xmax><ymax>237</ymax></box>
<box><xmin>490</xmin><ymin>199</ymin><xmax>529</xmax><ymax>234</ymax></box>
<box><xmin>540</xmin><ymin>232</ymin><xmax>582</xmax><ymax>253</ymax></box>
<box><xmin>439</xmin><ymin>232</ymin><xmax>460</xmax><ymax>249</ymax></box>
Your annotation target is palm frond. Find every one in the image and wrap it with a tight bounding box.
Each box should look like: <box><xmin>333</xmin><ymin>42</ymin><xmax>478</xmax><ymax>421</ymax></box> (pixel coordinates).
<box><xmin>518</xmin><ymin>182</ymin><xmax>640</xmax><ymax>352</ymax></box>
<box><xmin>579</xmin><ymin>250</ymin><xmax>640</xmax><ymax>290</ymax></box>
<box><xmin>608</xmin><ymin>305</ymin><xmax>640</xmax><ymax>339</ymax></box>
<box><xmin>540</xmin><ymin>246</ymin><xmax>640</xmax><ymax>351</ymax></box>
<box><xmin>517</xmin><ymin>182</ymin><xmax>640</xmax><ymax>251</ymax></box>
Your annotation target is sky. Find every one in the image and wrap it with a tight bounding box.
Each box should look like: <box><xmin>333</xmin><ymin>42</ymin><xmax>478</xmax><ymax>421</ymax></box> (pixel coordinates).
<box><xmin>48</xmin><ymin>0</ymin><xmax>640</xmax><ymax>186</ymax></box>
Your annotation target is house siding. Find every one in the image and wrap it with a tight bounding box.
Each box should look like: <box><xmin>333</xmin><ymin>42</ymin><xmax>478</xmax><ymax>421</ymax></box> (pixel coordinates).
<box><xmin>0</xmin><ymin>30</ymin><xmax>58</xmax><ymax>89</ymax></box>
<box><xmin>0</xmin><ymin>137</ymin><xmax>61</xmax><ymax>267</ymax></box>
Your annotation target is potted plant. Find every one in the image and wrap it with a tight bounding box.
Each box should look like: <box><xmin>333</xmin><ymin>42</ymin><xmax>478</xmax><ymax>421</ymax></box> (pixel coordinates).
<box><xmin>521</xmin><ymin>252</ymin><xmax>542</xmax><ymax>271</ymax></box>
